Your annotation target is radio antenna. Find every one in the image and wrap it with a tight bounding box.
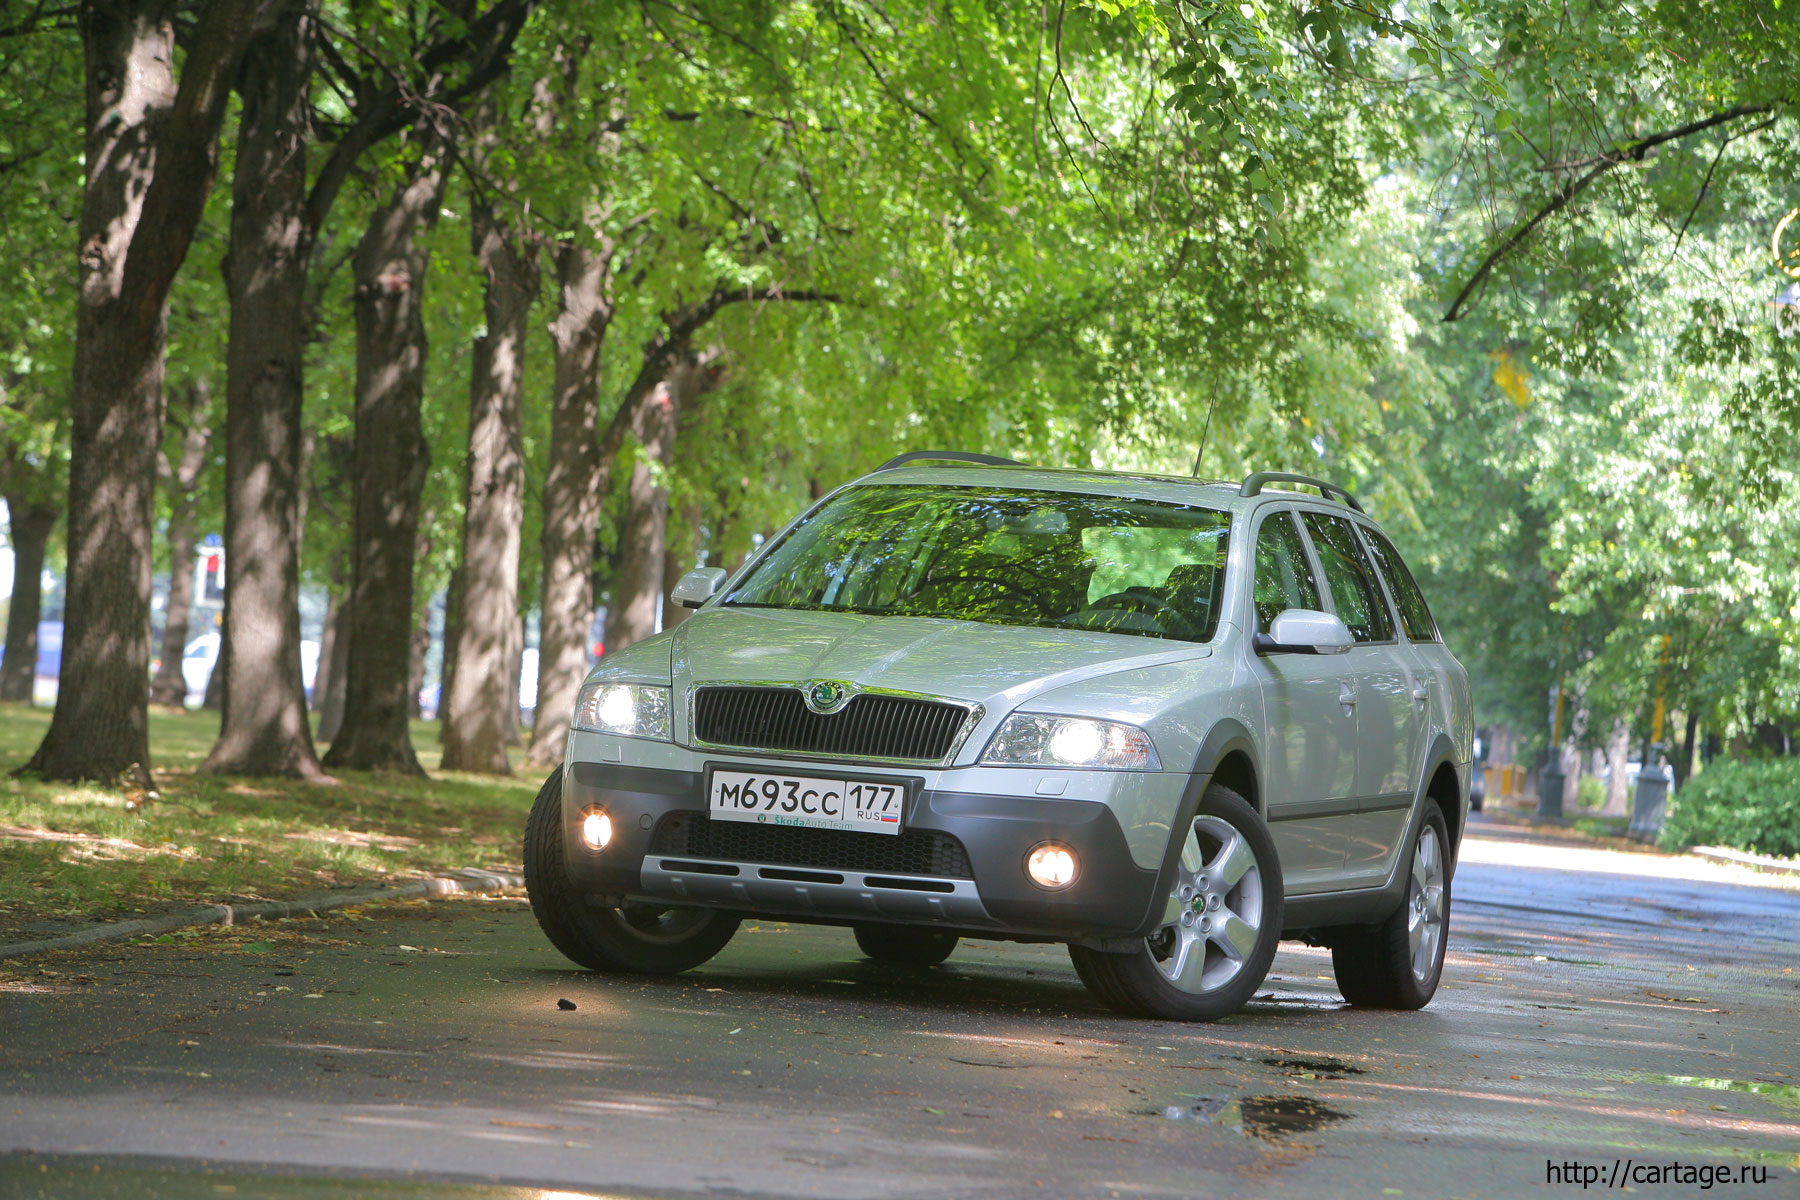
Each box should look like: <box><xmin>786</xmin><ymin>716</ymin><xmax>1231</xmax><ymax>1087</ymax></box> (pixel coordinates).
<box><xmin>1191</xmin><ymin>373</ymin><xmax>1222</xmax><ymax>477</ymax></box>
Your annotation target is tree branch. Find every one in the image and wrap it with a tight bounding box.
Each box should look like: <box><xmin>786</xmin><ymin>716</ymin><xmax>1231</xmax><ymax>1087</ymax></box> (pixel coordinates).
<box><xmin>597</xmin><ymin>284</ymin><xmax>841</xmax><ymax>481</ymax></box>
<box><xmin>122</xmin><ymin>0</ymin><xmax>287</xmax><ymax>335</ymax></box>
<box><xmin>1444</xmin><ymin>101</ymin><xmax>1781</xmax><ymax>322</ymax></box>
<box><xmin>0</xmin><ymin>2</ymin><xmax>74</xmax><ymax>39</ymax></box>
<box><xmin>305</xmin><ymin>0</ymin><xmax>540</xmax><ymax>234</ymax></box>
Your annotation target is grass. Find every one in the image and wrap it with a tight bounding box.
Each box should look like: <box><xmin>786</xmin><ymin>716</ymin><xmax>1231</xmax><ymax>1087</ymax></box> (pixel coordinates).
<box><xmin>0</xmin><ymin>704</ymin><xmax>544</xmax><ymax>931</ymax></box>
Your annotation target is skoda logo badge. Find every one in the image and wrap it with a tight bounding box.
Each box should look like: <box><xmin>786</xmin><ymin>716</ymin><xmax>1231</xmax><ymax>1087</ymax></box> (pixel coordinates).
<box><xmin>806</xmin><ymin>680</ymin><xmax>848</xmax><ymax>713</ymax></box>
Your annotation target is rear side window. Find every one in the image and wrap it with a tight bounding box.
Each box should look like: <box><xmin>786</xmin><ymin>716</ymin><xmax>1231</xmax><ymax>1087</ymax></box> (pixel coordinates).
<box><xmin>1361</xmin><ymin>527</ymin><xmax>1439</xmax><ymax>642</ymax></box>
<box><xmin>1300</xmin><ymin>512</ymin><xmax>1393</xmax><ymax>643</ymax></box>
<box><xmin>1252</xmin><ymin>511</ymin><xmax>1321</xmax><ymax>630</ymax></box>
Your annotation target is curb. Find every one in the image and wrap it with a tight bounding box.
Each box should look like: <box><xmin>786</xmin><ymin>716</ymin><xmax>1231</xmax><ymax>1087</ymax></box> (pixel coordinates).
<box><xmin>1690</xmin><ymin>846</ymin><xmax>1800</xmax><ymax>878</ymax></box>
<box><xmin>0</xmin><ymin>868</ymin><xmax>525</xmax><ymax>961</ymax></box>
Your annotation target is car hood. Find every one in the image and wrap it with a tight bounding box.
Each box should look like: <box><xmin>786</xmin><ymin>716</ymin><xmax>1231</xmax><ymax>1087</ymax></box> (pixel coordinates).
<box><xmin>670</xmin><ymin>607</ymin><xmax>1211</xmax><ymax>709</ymax></box>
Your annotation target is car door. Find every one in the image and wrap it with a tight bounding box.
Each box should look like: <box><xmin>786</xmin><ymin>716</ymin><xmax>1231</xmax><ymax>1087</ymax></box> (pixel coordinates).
<box><xmin>1248</xmin><ymin>508</ymin><xmax>1356</xmax><ymax>893</ymax></box>
<box><xmin>1298</xmin><ymin>511</ymin><xmax>1423</xmax><ymax>886</ymax></box>
<box><xmin>1360</xmin><ymin>522</ymin><xmax>1464</xmax><ymax>842</ymax></box>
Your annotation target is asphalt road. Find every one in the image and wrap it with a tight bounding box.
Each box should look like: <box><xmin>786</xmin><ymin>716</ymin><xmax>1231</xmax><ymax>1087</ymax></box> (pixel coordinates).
<box><xmin>3</xmin><ymin>815</ymin><xmax>1797</xmax><ymax>1199</ymax></box>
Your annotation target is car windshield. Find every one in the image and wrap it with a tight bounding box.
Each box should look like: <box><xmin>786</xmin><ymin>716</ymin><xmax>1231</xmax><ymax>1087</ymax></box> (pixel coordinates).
<box><xmin>723</xmin><ymin>484</ymin><xmax>1232</xmax><ymax>643</ymax></box>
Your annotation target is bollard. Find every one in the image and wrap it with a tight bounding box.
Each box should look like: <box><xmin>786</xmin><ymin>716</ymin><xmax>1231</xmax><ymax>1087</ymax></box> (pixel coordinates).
<box><xmin>1537</xmin><ymin>762</ymin><xmax>1565</xmax><ymax>821</ymax></box>
<box><xmin>1628</xmin><ymin>762</ymin><xmax>1671</xmax><ymax>842</ymax></box>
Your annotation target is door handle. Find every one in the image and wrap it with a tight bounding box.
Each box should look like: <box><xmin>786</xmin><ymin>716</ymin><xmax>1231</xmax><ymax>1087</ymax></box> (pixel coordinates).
<box><xmin>1338</xmin><ymin>682</ymin><xmax>1357</xmax><ymax>707</ymax></box>
<box><xmin>1411</xmin><ymin>682</ymin><xmax>1430</xmax><ymax>704</ymax></box>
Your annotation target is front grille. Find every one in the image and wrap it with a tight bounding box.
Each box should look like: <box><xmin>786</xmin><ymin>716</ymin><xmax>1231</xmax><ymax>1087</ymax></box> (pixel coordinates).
<box><xmin>649</xmin><ymin>811</ymin><xmax>974</xmax><ymax>878</ymax></box>
<box><xmin>693</xmin><ymin>685</ymin><xmax>970</xmax><ymax>762</ymax></box>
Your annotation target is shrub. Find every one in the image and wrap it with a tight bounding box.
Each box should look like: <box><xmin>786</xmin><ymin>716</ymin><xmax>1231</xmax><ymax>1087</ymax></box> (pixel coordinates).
<box><xmin>1576</xmin><ymin>775</ymin><xmax>1606</xmax><ymax>811</ymax></box>
<box><xmin>1657</xmin><ymin>757</ymin><xmax>1800</xmax><ymax>858</ymax></box>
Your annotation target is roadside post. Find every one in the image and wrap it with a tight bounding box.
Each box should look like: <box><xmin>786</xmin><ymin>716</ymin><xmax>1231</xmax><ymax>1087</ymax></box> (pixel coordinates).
<box><xmin>1537</xmin><ymin>683</ymin><xmax>1565</xmax><ymax>821</ymax></box>
<box><xmin>1630</xmin><ymin>639</ymin><xmax>1673</xmax><ymax>842</ymax></box>
<box><xmin>1630</xmin><ymin>679</ymin><xmax>1672</xmax><ymax>842</ymax></box>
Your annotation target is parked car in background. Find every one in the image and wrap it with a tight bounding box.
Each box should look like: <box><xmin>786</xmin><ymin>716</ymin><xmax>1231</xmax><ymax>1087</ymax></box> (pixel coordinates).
<box><xmin>526</xmin><ymin>455</ymin><xmax>1473</xmax><ymax>1022</ymax></box>
<box><xmin>181</xmin><ymin>632</ymin><xmax>319</xmax><ymax>705</ymax></box>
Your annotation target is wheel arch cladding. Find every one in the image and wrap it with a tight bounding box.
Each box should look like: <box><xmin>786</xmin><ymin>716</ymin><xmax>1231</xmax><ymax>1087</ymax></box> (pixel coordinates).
<box><xmin>1191</xmin><ymin>718</ymin><xmax>1260</xmax><ymax>814</ymax></box>
<box><xmin>1427</xmin><ymin>755</ymin><xmax>1462</xmax><ymax>853</ymax></box>
<box><xmin>1209</xmin><ymin>749</ymin><xmax>1259</xmax><ymax>817</ymax></box>
<box><xmin>1132</xmin><ymin>720</ymin><xmax>1263</xmax><ymax>938</ymax></box>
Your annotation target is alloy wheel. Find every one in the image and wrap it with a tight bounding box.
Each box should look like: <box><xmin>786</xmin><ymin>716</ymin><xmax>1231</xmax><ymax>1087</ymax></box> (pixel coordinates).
<box><xmin>1149</xmin><ymin>814</ymin><xmax>1265</xmax><ymax>995</ymax></box>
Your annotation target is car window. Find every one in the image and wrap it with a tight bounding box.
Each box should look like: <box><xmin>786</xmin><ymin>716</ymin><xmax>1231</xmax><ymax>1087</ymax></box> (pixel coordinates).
<box><xmin>1252</xmin><ymin>511</ymin><xmax>1321</xmax><ymax>630</ymax></box>
<box><xmin>1299</xmin><ymin>512</ymin><xmax>1393</xmax><ymax>643</ymax></box>
<box><xmin>1359</xmin><ymin>526</ymin><xmax>1439</xmax><ymax>642</ymax></box>
<box><xmin>725</xmin><ymin>484</ymin><xmax>1233</xmax><ymax>643</ymax></box>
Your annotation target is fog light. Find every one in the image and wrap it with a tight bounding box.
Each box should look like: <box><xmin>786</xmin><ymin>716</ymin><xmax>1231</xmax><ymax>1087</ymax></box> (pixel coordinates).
<box><xmin>580</xmin><ymin>809</ymin><xmax>613</xmax><ymax>851</ymax></box>
<box><xmin>1026</xmin><ymin>842</ymin><xmax>1078</xmax><ymax>889</ymax></box>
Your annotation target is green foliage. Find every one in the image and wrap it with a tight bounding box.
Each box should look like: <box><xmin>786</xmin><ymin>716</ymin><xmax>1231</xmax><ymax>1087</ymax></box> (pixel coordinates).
<box><xmin>1658</xmin><ymin>757</ymin><xmax>1800</xmax><ymax>858</ymax></box>
<box><xmin>1576</xmin><ymin>774</ymin><xmax>1605</xmax><ymax>811</ymax></box>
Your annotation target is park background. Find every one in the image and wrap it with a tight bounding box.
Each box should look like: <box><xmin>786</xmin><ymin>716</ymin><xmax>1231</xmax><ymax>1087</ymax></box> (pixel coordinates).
<box><xmin>0</xmin><ymin>0</ymin><xmax>1796</xmax><ymax>928</ymax></box>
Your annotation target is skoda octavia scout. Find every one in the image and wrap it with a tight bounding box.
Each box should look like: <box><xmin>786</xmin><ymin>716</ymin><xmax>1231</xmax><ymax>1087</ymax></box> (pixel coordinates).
<box><xmin>523</xmin><ymin>453</ymin><xmax>1472</xmax><ymax>1021</ymax></box>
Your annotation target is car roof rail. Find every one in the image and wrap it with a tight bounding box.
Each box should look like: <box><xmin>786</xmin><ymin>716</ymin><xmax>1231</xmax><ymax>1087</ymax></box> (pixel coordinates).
<box><xmin>874</xmin><ymin>450</ymin><xmax>1025</xmax><ymax>472</ymax></box>
<box><xmin>1238</xmin><ymin>471</ymin><xmax>1364</xmax><ymax>513</ymax></box>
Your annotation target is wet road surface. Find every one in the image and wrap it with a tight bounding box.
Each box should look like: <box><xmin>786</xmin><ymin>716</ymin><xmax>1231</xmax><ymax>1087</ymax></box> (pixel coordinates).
<box><xmin>2</xmin><ymin>815</ymin><xmax>1797</xmax><ymax>1198</ymax></box>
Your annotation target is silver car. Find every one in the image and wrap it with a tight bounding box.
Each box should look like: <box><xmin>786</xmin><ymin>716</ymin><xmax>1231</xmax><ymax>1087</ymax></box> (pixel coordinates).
<box><xmin>524</xmin><ymin>454</ymin><xmax>1472</xmax><ymax>1021</ymax></box>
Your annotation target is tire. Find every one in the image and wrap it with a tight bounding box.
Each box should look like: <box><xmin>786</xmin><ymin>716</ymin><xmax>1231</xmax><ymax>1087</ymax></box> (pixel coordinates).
<box><xmin>1068</xmin><ymin>782</ymin><xmax>1283</xmax><ymax>1021</ymax></box>
<box><xmin>852</xmin><ymin>923</ymin><xmax>959</xmax><ymax>967</ymax></box>
<box><xmin>1330</xmin><ymin>804</ymin><xmax>1450</xmax><ymax>1009</ymax></box>
<box><xmin>523</xmin><ymin>769</ymin><xmax>740</xmax><ymax>974</ymax></box>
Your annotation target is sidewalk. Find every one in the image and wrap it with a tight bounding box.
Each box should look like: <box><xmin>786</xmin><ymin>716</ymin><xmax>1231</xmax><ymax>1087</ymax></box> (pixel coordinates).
<box><xmin>1463</xmin><ymin>812</ymin><xmax>1800</xmax><ymax>891</ymax></box>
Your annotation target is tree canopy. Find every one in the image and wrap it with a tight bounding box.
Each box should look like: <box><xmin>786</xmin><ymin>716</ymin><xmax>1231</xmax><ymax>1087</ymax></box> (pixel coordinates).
<box><xmin>0</xmin><ymin>0</ymin><xmax>1794</xmax><ymax>783</ymax></box>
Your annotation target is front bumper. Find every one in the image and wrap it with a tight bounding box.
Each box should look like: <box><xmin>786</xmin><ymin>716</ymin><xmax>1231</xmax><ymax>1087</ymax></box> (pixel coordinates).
<box><xmin>560</xmin><ymin>759</ymin><xmax>1166</xmax><ymax>940</ymax></box>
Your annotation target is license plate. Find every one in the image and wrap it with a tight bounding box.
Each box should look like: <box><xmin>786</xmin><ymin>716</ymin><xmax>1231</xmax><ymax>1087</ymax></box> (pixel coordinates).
<box><xmin>708</xmin><ymin>770</ymin><xmax>905</xmax><ymax>835</ymax></box>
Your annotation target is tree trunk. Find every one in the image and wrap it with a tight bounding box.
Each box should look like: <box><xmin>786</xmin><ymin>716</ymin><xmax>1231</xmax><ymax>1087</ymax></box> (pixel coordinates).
<box><xmin>0</xmin><ymin>497</ymin><xmax>58</xmax><ymax>703</ymax></box>
<box><xmin>604</xmin><ymin>352</ymin><xmax>723</xmax><ymax>652</ymax></box>
<box><xmin>201</xmin><ymin>0</ymin><xmax>327</xmax><ymax>779</ymax></box>
<box><xmin>1558</xmin><ymin>697</ymin><xmax>1588</xmax><ymax>811</ymax></box>
<box><xmin>1674</xmin><ymin>710</ymin><xmax>1699</xmax><ymax>789</ymax></box>
<box><xmin>524</xmin><ymin>240</ymin><xmax>612</xmax><ymax>770</ymax></box>
<box><xmin>505</xmin><ymin>613</ymin><xmax>525</xmax><ymax>747</ymax></box>
<box><xmin>23</xmin><ymin>0</ymin><xmax>274</xmax><ymax>786</ymax></box>
<box><xmin>322</xmin><ymin>138</ymin><xmax>446</xmax><ymax>776</ymax></box>
<box><xmin>437</xmin><ymin>563</ymin><xmax>463</xmax><ymax>733</ymax></box>
<box><xmin>1603</xmin><ymin>715</ymin><xmax>1630</xmax><ymax>815</ymax></box>
<box><xmin>440</xmin><ymin>202</ymin><xmax>534</xmax><ymax>774</ymax></box>
<box><xmin>604</xmin><ymin>376</ymin><xmax>680</xmax><ymax>653</ymax></box>
<box><xmin>407</xmin><ymin>603</ymin><xmax>430</xmax><ymax>721</ymax></box>
<box><xmin>203</xmin><ymin>636</ymin><xmax>227</xmax><ymax>711</ymax></box>
<box><xmin>660</xmin><ymin>498</ymin><xmax>702</xmax><ymax>633</ymax></box>
<box><xmin>315</xmin><ymin>555</ymin><xmax>351</xmax><ymax>741</ymax></box>
<box><xmin>311</xmin><ymin>558</ymin><xmax>340</xmax><ymax>712</ymax></box>
<box><xmin>149</xmin><ymin>381</ymin><xmax>211</xmax><ymax>708</ymax></box>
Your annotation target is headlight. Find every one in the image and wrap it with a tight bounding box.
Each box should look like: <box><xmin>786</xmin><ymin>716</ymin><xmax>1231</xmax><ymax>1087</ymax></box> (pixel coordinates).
<box><xmin>980</xmin><ymin>714</ymin><xmax>1159</xmax><ymax>770</ymax></box>
<box><xmin>573</xmin><ymin>682</ymin><xmax>671</xmax><ymax>741</ymax></box>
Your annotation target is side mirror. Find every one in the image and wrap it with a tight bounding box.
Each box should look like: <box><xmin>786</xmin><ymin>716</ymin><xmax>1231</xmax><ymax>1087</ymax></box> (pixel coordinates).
<box><xmin>671</xmin><ymin>567</ymin><xmax>728</xmax><ymax>609</ymax></box>
<box><xmin>1253</xmin><ymin>609</ymin><xmax>1354</xmax><ymax>656</ymax></box>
